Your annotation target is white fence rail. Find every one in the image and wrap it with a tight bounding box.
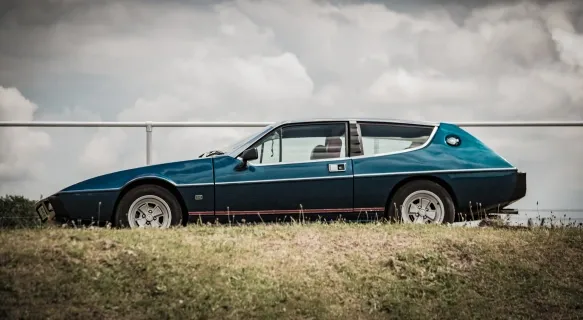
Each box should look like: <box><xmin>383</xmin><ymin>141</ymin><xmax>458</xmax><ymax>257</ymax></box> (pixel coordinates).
<box><xmin>1</xmin><ymin>120</ymin><xmax>583</xmax><ymax>165</ymax></box>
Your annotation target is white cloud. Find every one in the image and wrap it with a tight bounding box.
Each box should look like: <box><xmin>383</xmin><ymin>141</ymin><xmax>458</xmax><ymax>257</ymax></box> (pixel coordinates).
<box><xmin>79</xmin><ymin>127</ymin><xmax>128</xmax><ymax>173</ymax></box>
<box><xmin>1</xmin><ymin>0</ymin><xmax>582</xmax><ymax>215</ymax></box>
<box><xmin>367</xmin><ymin>68</ymin><xmax>484</xmax><ymax>104</ymax></box>
<box><xmin>230</xmin><ymin>53</ymin><xmax>314</xmax><ymax>101</ymax></box>
<box><xmin>0</xmin><ymin>87</ymin><xmax>51</xmax><ymax>194</ymax></box>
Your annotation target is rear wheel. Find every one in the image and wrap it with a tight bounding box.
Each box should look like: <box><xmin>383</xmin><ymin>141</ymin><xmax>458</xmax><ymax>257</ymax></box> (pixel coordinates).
<box><xmin>114</xmin><ymin>184</ymin><xmax>183</xmax><ymax>229</ymax></box>
<box><xmin>386</xmin><ymin>180</ymin><xmax>455</xmax><ymax>224</ymax></box>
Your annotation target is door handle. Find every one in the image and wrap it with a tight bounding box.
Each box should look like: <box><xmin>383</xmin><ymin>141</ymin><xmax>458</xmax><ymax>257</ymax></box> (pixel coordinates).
<box><xmin>328</xmin><ymin>163</ymin><xmax>346</xmax><ymax>172</ymax></box>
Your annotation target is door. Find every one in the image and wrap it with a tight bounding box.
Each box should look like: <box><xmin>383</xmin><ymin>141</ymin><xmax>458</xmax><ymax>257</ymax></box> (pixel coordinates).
<box><xmin>213</xmin><ymin>121</ymin><xmax>354</xmax><ymax>221</ymax></box>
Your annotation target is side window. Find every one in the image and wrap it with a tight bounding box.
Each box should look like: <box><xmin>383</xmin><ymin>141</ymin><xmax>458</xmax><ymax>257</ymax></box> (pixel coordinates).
<box><xmin>248</xmin><ymin>130</ymin><xmax>281</xmax><ymax>165</ymax></box>
<box><xmin>358</xmin><ymin>123</ymin><xmax>434</xmax><ymax>156</ymax></box>
<box><xmin>247</xmin><ymin>122</ymin><xmax>347</xmax><ymax>164</ymax></box>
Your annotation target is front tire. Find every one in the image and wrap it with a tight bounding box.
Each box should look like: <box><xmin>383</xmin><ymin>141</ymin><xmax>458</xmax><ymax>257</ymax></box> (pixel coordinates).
<box><xmin>114</xmin><ymin>184</ymin><xmax>183</xmax><ymax>229</ymax></box>
<box><xmin>386</xmin><ymin>180</ymin><xmax>455</xmax><ymax>224</ymax></box>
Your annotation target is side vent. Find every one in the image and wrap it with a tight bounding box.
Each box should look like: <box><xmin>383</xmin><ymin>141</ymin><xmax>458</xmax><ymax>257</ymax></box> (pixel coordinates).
<box><xmin>349</xmin><ymin>123</ymin><xmax>363</xmax><ymax>157</ymax></box>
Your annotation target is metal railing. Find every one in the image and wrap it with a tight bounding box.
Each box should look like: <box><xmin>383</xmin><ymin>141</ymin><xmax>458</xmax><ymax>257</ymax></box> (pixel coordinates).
<box><xmin>1</xmin><ymin>120</ymin><xmax>583</xmax><ymax>165</ymax></box>
<box><xmin>1</xmin><ymin>119</ymin><xmax>583</xmax><ymax>216</ymax></box>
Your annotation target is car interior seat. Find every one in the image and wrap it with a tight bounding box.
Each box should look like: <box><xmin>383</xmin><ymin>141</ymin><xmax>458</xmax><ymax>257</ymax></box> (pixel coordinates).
<box><xmin>325</xmin><ymin>137</ymin><xmax>342</xmax><ymax>158</ymax></box>
<box><xmin>310</xmin><ymin>144</ymin><xmax>328</xmax><ymax>160</ymax></box>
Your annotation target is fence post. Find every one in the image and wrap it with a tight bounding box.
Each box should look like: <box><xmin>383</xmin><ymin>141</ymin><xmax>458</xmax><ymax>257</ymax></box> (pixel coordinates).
<box><xmin>146</xmin><ymin>121</ymin><xmax>153</xmax><ymax>165</ymax></box>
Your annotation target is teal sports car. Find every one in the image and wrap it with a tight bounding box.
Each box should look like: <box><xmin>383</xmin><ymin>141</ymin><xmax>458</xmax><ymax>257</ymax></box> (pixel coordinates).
<box><xmin>35</xmin><ymin>118</ymin><xmax>526</xmax><ymax>228</ymax></box>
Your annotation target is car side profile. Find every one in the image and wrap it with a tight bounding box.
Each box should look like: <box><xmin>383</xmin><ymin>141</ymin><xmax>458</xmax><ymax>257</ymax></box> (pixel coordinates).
<box><xmin>35</xmin><ymin>118</ymin><xmax>526</xmax><ymax>228</ymax></box>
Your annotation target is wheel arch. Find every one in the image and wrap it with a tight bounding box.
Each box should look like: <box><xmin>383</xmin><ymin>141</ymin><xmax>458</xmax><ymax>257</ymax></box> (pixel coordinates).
<box><xmin>385</xmin><ymin>175</ymin><xmax>458</xmax><ymax>212</ymax></box>
<box><xmin>112</xmin><ymin>177</ymin><xmax>189</xmax><ymax>226</ymax></box>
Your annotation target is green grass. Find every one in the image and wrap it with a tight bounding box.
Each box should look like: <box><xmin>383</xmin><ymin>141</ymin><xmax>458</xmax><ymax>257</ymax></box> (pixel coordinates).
<box><xmin>1</xmin><ymin>222</ymin><xmax>582</xmax><ymax>319</ymax></box>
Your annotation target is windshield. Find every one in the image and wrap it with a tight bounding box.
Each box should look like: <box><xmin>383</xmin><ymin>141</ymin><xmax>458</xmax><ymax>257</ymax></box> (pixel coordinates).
<box><xmin>211</xmin><ymin>125</ymin><xmax>274</xmax><ymax>156</ymax></box>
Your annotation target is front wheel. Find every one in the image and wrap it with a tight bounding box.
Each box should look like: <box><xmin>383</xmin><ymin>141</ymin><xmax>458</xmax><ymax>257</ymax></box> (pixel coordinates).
<box><xmin>386</xmin><ymin>180</ymin><xmax>455</xmax><ymax>224</ymax></box>
<box><xmin>114</xmin><ymin>184</ymin><xmax>183</xmax><ymax>229</ymax></box>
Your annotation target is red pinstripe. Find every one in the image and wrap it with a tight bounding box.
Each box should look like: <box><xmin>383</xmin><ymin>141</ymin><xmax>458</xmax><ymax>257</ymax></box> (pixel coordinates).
<box><xmin>188</xmin><ymin>207</ymin><xmax>385</xmax><ymax>216</ymax></box>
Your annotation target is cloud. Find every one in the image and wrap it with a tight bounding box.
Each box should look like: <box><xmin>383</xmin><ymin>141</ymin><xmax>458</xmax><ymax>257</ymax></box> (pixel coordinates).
<box><xmin>366</xmin><ymin>68</ymin><xmax>484</xmax><ymax>105</ymax></box>
<box><xmin>0</xmin><ymin>86</ymin><xmax>51</xmax><ymax>192</ymax></box>
<box><xmin>0</xmin><ymin>0</ymin><xmax>582</xmax><ymax>214</ymax></box>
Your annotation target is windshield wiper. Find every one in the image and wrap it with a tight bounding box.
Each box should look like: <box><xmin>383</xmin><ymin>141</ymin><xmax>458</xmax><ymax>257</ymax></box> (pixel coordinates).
<box><xmin>198</xmin><ymin>150</ymin><xmax>225</xmax><ymax>158</ymax></box>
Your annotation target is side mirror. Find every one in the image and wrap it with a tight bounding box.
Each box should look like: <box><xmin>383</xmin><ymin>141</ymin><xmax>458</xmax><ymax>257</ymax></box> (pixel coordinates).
<box><xmin>241</xmin><ymin>148</ymin><xmax>258</xmax><ymax>162</ymax></box>
<box><xmin>235</xmin><ymin>148</ymin><xmax>258</xmax><ymax>171</ymax></box>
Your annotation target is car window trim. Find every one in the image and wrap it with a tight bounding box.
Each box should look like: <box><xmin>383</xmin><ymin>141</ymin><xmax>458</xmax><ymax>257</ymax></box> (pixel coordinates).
<box><xmin>241</xmin><ymin>121</ymin><xmax>350</xmax><ymax>167</ymax></box>
<box><xmin>231</xmin><ymin>120</ymin><xmax>438</xmax><ymax>165</ymax></box>
<box><xmin>352</xmin><ymin>121</ymin><xmax>438</xmax><ymax>159</ymax></box>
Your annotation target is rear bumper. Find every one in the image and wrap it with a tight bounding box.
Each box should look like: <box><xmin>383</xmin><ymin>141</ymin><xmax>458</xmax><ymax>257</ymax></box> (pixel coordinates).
<box><xmin>510</xmin><ymin>172</ymin><xmax>527</xmax><ymax>203</ymax></box>
<box><xmin>485</xmin><ymin>171</ymin><xmax>526</xmax><ymax>215</ymax></box>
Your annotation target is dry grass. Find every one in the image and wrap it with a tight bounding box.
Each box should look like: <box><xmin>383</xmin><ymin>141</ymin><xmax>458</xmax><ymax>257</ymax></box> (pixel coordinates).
<box><xmin>1</xmin><ymin>222</ymin><xmax>582</xmax><ymax>319</ymax></box>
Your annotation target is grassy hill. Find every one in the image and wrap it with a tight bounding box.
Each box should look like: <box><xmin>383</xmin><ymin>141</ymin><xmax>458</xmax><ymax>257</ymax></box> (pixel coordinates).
<box><xmin>1</xmin><ymin>222</ymin><xmax>582</xmax><ymax>319</ymax></box>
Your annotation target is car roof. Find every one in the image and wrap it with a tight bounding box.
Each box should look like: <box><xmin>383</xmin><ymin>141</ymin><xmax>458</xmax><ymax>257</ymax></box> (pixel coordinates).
<box><xmin>276</xmin><ymin>117</ymin><xmax>439</xmax><ymax>127</ymax></box>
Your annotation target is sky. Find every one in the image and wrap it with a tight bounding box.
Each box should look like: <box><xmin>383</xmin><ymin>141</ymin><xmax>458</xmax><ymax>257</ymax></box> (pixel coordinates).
<box><xmin>0</xmin><ymin>0</ymin><xmax>582</xmax><ymax>219</ymax></box>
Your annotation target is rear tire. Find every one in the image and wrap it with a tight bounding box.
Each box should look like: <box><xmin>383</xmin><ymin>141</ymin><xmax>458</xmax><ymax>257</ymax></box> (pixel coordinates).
<box><xmin>386</xmin><ymin>180</ymin><xmax>455</xmax><ymax>224</ymax></box>
<box><xmin>114</xmin><ymin>184</ymin><xmax>183</xmax><ymax>229</ymax></box>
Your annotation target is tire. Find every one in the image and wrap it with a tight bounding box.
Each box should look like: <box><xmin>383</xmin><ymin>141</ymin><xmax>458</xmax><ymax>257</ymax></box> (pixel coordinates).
<box><xmin>114</xmin><ymin>184</ymin><xmax>183</xmax><ymax>229</ymax></box>
<box><xmin>386</xmin><ymin>180</ymin><xmax>455</xmax><ymax>224</ymax></box>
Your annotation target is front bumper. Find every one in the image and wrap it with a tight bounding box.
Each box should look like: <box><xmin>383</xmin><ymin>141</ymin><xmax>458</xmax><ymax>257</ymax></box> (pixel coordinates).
<box><xmin>35</xmin><ymin>194</ymin><xmax>69</xmax><ymax>223</ymax></box>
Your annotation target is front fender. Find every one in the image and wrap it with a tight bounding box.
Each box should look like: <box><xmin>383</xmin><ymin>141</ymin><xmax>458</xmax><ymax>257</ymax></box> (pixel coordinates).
<box><xmin>45</xmin><ymin>158</ymin><xmax>216</xmax><ymax>223</ymax></box>
<box><xmin>60</xmin><ymin>158</ymin><xmax>215</xmax><ymax>193</ymax></box>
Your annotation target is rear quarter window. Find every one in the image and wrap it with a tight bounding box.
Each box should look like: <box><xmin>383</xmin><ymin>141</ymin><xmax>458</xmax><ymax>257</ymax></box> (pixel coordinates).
<box><xmin>358</xmin><ymin>122</ymin><xmax>435</xmax><ymax>156</ymax></box>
